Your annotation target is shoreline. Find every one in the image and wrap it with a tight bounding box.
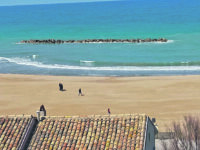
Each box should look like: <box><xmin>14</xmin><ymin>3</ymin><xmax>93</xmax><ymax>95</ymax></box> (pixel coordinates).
<box><xmin>1</xmin><ymin>73</ymin><xmax>200</xmax><ymax>131</ymax></box>
<box><xmin>2</xmin><ymin>72</ymin><xmax>200</xmax><ymax>77</ymax></box>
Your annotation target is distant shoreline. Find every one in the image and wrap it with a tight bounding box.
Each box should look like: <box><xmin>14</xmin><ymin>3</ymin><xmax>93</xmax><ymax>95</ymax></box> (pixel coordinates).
<box><xmin>20</xmin><ymin>38</ymin><xmax>168</xmax><ymax>44</ymax></box>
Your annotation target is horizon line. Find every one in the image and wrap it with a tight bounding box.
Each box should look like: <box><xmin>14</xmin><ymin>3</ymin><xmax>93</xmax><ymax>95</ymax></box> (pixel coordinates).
<box><xmin>0</xmin><ymin>0</ymin><xmax>120</xmax><ymax>7</ymax></box>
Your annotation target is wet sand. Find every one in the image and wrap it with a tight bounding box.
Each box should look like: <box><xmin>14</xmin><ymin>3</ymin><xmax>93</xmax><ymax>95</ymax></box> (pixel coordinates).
<box><xmin>0</xmin><ymin>74</ymin><xmax>200</xmax><ymax>131</ymax></box>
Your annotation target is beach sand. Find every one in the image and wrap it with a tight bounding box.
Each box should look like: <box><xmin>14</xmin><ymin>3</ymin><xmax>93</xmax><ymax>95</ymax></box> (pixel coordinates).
<box><xmin>0</xmin><ymin>74</ymin><xmax>200</xmax><ymax>131</ymax></box>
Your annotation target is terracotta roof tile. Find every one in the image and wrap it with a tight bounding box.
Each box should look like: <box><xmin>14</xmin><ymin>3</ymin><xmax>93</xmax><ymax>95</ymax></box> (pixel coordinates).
<box><xmin>28</xmin><ymin>114</ymin><xmax>147</xmax><ymax>150</ymax></box>
<box><xmin>0</xmin><ymin>116</ymin><xmax>31</xmax><ymax>150</ymax></box>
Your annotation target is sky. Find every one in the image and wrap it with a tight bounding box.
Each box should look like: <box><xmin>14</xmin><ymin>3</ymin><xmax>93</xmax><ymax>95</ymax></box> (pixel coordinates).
<box><xmin>0</xmin><ymin>0</ymin><xmax>117</xmax><ymax>6</ymax></box>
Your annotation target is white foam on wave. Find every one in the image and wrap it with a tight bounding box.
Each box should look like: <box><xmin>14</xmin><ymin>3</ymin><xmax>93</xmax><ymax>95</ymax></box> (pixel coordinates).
<box><xmin>137</xmin><ymin>40</ymin><xmax>174</xmax><ymax>45</ymax></box>
<box><xmin>80</xmin><ymin>60</ymin><xmax>95</xmax><ymax>63</ymax></box>
<box><xmin>32</xmin><ymin>55</ymin><xmax>38</xmax><ymax>60</ymax></box>
<box><xmin>156</xmin><ymin>40</ymin><xmax>174</xmax><ymax>44</ymax></box>
<box><xmin>0</xmin><ymin>56</ymin><xmax>200</xmax><ymax>72</ymax></box>
<box><xmin>80</xmin><ymin>60</ymin><xmax>95</xmax><ymax>66</ymax></box>
<box><xmin>167</xmin><ymin>40</ymin><xmax>174</xmax><ymax>43</ymax></box>
<box><xmin>15</xmin><ymin>42</ymin><xmax>25</xmax><ymax>45</ymax></box>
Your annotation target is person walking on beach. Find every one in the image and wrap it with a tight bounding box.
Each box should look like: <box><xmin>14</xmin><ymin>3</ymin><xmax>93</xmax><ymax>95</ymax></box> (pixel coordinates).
<box><xmin>108</xmin><ymin>108</ymin><xmax>111</xmax><ymax>115</ymax></box>
<box><xmin>78</xmin><ymin>88</ymin><xmax>84</xmax><ymax>96</ymax></box>
<box><xmin>59</xmin><ymin>83</ymin><xmax>63</xmax><ymax>91</ymax></box>
<box><xmin>59</xmin><ymin>83</ymin><xmax>65</xmax><ymax>91</ymax></box>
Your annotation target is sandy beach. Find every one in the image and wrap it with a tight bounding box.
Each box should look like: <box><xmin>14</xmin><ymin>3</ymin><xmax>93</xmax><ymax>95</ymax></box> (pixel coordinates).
<box><xmin>0</xmin><ymin>74</ymin><xmax>200</xmax><ymax>131</ymax></box>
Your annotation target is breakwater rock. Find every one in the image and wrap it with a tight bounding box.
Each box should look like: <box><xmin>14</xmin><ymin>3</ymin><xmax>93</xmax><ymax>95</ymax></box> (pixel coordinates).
<box><xmin>20</xmin><ymin>38</ymin><xmax>168</xmax><ymax>44</ymax></box>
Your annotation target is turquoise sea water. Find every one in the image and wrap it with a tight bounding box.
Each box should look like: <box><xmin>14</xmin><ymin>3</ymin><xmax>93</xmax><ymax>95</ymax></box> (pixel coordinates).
<box><xmin>0</xmin><ymin>0</ymin><xmax>116</xmax><ymax>6</ymax></box>
<box><xmin>0</xmin><ymin>0</ymin><xmax>200</xmax><ymax>76</ymax></box>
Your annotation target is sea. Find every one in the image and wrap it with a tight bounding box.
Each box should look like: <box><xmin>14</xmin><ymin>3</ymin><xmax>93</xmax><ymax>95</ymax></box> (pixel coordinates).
<box><xmin>0</xmin><ymin>0</ymin><xmax>200</xmax><ymax>76</ymax></box>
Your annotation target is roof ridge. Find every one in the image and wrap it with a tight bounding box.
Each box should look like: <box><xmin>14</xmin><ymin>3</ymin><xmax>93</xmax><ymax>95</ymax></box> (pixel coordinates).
<box><xmin>43</xmin><ymin>113</ymin><xmax>147</xmax><ymax>119</ymax></box>
<box><xmin>0</xmin><ymin>115</ymin><xmax>33</xmax><ymax>118</ymax></box>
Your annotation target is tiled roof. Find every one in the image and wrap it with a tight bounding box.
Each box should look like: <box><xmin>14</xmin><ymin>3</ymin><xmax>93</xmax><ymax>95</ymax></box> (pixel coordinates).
<box><xmin>28</xmin><ymin>114</ymin><xmax>147</xmax><ymax>150</ymax></box>
<box><xmin>0</xmin><ymin>116</ymin><xmax>31</xmax><ymax>150</ymax></box>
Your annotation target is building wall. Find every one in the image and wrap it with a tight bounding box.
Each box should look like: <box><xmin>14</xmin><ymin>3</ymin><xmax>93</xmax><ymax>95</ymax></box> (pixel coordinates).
<box><xmin>144</xmin><ymin>118</ymin><xmax>156</xmax><ymax>150</ymax></box>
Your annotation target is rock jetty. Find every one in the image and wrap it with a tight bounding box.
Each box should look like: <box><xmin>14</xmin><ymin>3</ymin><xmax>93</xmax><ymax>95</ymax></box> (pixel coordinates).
<box><xmin>20</xmin><ymin>38</ymin><xmax>168</xmax><ymax>44</ymax></box>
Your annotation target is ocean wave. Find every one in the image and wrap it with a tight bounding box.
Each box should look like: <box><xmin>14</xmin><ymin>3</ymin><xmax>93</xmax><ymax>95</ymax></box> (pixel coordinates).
<box><xmin>80</xmin><ymin>60</ymin><xmax>95</xmax><ymax>63</ymax></box>
<box><xmin>135</xmin><ymin>40</ymin><xmax>174</xmax><ymax>45</ymax></box>
<box><xmin>32</xmin><ymin>55</ymin><xmax>38</xmax><ymax>60</ymax></box>
<box><xmin>155</xmin><ymin>40</ymin><xmax>174</xmax><ymax>44</ymax></box>
<box><xmin>1</xmin><ymin>56</ymin><xmax>200</xmax><ymax>72</ymax></box>
<box><xmin>80</xmin><ymin>60</ymin><xmax>95</xmax><ymax>66</ymax></box>
<box><xmin>15</xmin><ymin>42</ymin><xmax>25</xmax><ymax>45</ymax></box>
